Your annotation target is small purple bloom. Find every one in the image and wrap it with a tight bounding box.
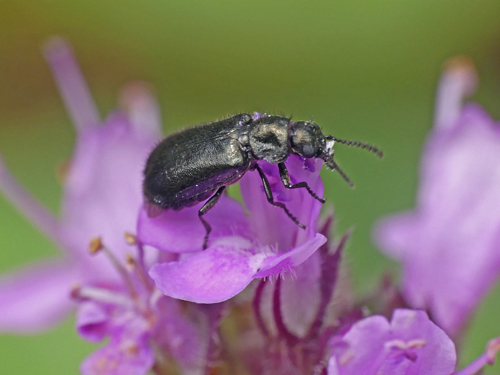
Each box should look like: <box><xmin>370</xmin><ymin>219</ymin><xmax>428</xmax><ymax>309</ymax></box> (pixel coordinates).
<box><xmin>138</xmin><ymin>155</ymin><xmax>327</xmax><ymax>303</ymax></box>
<box><xmin>374</xmin><ymin>58</ymin><xmax>500</xmax><ymax>336</ymax></box>
<box><xmin>0</xmin><ymin>37</ymin><xmax>160</xmax><ymax>332</ymax></box>
<box><xmin>74</xmin><ymin>244</ymin><xmax>221</xmax><ymax>375</ymax></box>
<box><xmin>328</xmin><ymin>309</ymin><xmax>500</xmax><ymax>375</ymax></box>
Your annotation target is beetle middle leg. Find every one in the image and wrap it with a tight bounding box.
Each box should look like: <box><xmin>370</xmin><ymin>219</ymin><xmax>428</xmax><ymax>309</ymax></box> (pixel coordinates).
<box><xmin>255</xmin><ymin>164</ymin><xmax>306</xmax><ymax>229</ymax></box>
<box><xmin>278</xmin><ymin>162</ymin><xmax>326</xmax><ymax>203</ymax></box>
<box><xmin>199</xmin><ymin>186</ymin><xmax>226</xmax><ymax>249</ymax></box>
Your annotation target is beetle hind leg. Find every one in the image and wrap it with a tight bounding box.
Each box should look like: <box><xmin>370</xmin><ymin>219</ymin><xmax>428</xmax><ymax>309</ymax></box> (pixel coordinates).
<box><xmin>278</xmin><ymin>162</ymin><xmax>326</xmax><ymax>203</ymax></box>
<box><xmin>255</xmin><ymin>164</ymin><xmax>306</xmax><ymax>229</ymax></box>
<box><xmin>199</xmin><ymin>186</ymin><xmax>226</xmax><ymax>249</ymax></box>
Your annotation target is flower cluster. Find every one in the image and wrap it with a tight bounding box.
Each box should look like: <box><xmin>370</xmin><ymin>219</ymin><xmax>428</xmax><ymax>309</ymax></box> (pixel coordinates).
<box><xmin>1</xmin><ymin>40</ymin><xmax>500</xmax><ymax>375</ymax></box>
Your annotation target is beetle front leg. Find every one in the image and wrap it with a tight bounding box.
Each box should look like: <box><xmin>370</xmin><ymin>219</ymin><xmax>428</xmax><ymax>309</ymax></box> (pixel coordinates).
<box><xmin>199</xmin><ymin>186</ymin><xmax>226</xmax><ymax>249</ymax></box>
<box><xmin>278</xmin><ymin>162</ymin><xmax>326</xmax><ymax>203</ymax></box>
<box><xmin>255</xmin><ymin>164</ymin><xmax>305</xmax><ymax>229</ymax></box>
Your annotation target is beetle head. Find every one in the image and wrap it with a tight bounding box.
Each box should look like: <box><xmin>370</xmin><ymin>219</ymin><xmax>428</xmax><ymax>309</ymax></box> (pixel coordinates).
<box><xmin>290</xmin><ymin>121</ymin><xmax>326</xmax><ymax>158</ymax></box>
<box><xmin>291</xmin><ymin>121</ymin><xmax>383</xmax><ymax>188</ymax></box>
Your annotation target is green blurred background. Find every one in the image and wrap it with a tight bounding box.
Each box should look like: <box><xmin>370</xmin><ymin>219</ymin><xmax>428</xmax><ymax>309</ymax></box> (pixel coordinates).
<box><xmin>1</xmin><ymin>1</ymin><xmax>500</xmax><ymax>373</ymax></box>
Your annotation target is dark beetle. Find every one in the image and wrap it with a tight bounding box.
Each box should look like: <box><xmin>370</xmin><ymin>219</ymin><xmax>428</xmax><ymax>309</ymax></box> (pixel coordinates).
<box><xmin>143</xmin><ymin>113</ymin><xmax>382</xmax><ymax>249</ymax></box>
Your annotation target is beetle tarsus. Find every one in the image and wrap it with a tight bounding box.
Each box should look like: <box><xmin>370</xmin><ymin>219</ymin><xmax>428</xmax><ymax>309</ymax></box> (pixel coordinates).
<box><xmin>198</xmin><ymin>186</ymin><xmax>226</xmax><ymax>249</ymax></box>
<box><xmin>256</xmin><ymin>164</ymin><xmax>306</xmax><ymax>229</ymax></box>
<box><xmin>278</xmin><ymin>162</ymin><xmax>326</xmax><ymax>203</ymax></box>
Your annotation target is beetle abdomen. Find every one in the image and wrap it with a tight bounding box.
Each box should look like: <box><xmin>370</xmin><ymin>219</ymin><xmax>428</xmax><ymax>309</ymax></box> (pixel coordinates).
<box><xmin>143</xmin><ymin>114</ymin><xmax>252</xmax><ymax>211</ymax></box>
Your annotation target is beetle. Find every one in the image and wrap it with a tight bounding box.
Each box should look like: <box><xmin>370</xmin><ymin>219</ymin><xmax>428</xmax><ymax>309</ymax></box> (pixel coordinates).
<box><xmin>143</xmin><ymin>113</ymin><xmax>382</xmax><ymax>249</ymax></box>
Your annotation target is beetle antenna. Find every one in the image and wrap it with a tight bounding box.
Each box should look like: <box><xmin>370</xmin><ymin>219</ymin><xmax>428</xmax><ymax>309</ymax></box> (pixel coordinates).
<box><xmin>326</xmin><ymin>136</ymin><xmax>383</xmax><ymax>159</ymax></box>
<box><xmin>325</xmin><ymin>159</ymin><xmax>354</xmax><ymax>188</ymax></box>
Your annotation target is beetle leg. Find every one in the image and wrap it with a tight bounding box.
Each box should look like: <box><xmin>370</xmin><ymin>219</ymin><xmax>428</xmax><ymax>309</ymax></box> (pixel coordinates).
<box><xmin>278</xmin><ymin>162</ymin><xmax>326</xmax><ymax>203</ymax></box>
<box><xmin>199</xmin><ymin>186</ymin><xmax>226</xmax><ymax>249</ymax></box>
<box><xmin>255</xmin><ymin>164</ymin><xmax>306</xmax><ymax>229</ymax></box>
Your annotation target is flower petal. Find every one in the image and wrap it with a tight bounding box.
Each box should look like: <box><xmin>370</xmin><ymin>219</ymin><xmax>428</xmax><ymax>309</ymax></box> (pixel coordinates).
<box><xmin>44</xmin><ymin>37</ymin><xmax>100</xmax><ymax>131</ymax></box>
<box><xmin>61</xmin><ymin>114</ymin><xmax>156</xmax><ymax>281</ymax></box>
<box><xmin>137</xmin><ymin>195</ymin><xmax>250</xmax><ymax>253</ymax></box>
<box><xmin>279</xmin><ymin>251</ymin><xmax>322</xmax><ymax>337</ymax></box>
<box><xmin>76</xmin><ymin>301</ymin><xmax>110</xmax><ymax>343</ymax></box>
<box><xmin>149</xmin><ymin>237</ymin><xmax>265</xmax><ymax>303</ymax></box>
<box><xmin>253</xmin><ymin>233</ymin><xmax>326</xmax><ymax>278</ymax></box>
<box><xmin>0</xmin><ymin>261</ymin><xmax>76</xmax><ymax>333</ymax></box>
<box><xmin>328</xmin><ymin>309</ymin><xmax>456</xmax><ymax>375</ymax></box>
<box><xmin>376</xmin><ymin>104</ymin><xmax>500</xmax><ymax>336</ymax></box>
<box><xmin>240</xmin><ymin>155</ymin><xmax>324</xmax><ymax>249</ymax></box>
<box><xmin>80</xmin><ymin>331</ymin><xmax>154</xmax><ymax>375</ymax></box>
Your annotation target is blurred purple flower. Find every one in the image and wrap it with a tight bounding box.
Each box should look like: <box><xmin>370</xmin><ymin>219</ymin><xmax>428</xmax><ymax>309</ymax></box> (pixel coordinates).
<box><xmin>327</xmin><ymin>309</ymin><xmax>500</xmax><ymax>375</ymax></box>
<box><xmin>0</xmin><ymin>37</ymin><xmax>160</xmax><ymax>333</ymax></box>
<box><xmin>138</xmin><ymin>154</ymin><xmax>327</xmax><ymax>303</ymax></box>
<box><xmin>375</xmin><ymin>58</ymin><xmax>500</xmax><ymax>336</ymax></box>
<box><xmin>75</xmin><ymin>241</ymin><xmax>222</xmax><ymax>375</ymax></box>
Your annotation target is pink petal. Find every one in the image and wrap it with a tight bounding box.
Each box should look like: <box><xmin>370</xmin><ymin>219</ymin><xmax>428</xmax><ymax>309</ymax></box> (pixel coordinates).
<box><xmin>0</xmin><ymin>261</ymin><xmax>77</xmax><ymax>333</ymax></box>
<box><xmin>329</xmin><ymin>309</ymin><xmax>456</xmax><ymax>375</ymax></box>
<box><xmin>280</xmin><ymin>251</ymin><xmax>322</xmax><ymax>337</ymax></box>
<box><xmin>149</xmin><ymin>237</ymin><xmax>265</xmax><ymax>303</ymax></box>
<box><xmin>43</xmin><ymin>37</ymin><xmax>100</xmax><ymax>132</ymax></box>
<box><xmin>373</xmin><ymin>212</ymin><xmax>418</xmax><ymax>259</ymax></box>
<box><xmin>240</xmin><ymin>156</ymin><xmax>324</xmax><ymax>249</ymax></box>
<box><xmin>76</xmin><ymin>301</ymin><xmax>110</xmax><ymax>343</ymax></box>
<box><xmin>80</xmin><ymin>332</ymin><xmax>154</xmax><ymax>375</ymax></box>
<box><xmin>375</xmin><ymin>103</ymin><xmax>500</xmax><ymax>336</ymax></box>
<box><xmin>61</xmin><ymin>114</ymin><xmax>156</xmax><ymax>280</ymax></box>
<box><xmin>253</xmin><ymin>233</ymin><xmax>326</xmax><ymax>278</ymax></box>
<box><xmin>137</xmin><ymin>195</ymin><xmax>250</xmax><ymax>253</ymax></box>
<box><xmin>328</xmin><ymin>315</ymin><xmax>390</xmax><ymax>375</ymax></box>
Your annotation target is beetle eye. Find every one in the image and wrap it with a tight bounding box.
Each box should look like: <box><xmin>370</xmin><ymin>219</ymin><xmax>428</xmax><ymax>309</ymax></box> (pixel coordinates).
<box><xmin>302</xmin><ymin>144</ymin><xmax>315</xmax><ymax>158</ymax></box>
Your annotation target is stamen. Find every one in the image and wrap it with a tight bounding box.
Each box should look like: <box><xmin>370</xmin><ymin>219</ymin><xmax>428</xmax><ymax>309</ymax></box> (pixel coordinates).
<box><xmin>453</xmin><ymin>337</ymin><xmax>500</xmax><ymax>375</ymax></box>
<box><xmin>89</xmin><ymin>237</ymin><xmax>137</xmax><ymax>297</ymax></box>
<box><xmin>126</xmin><ymin>253</ymin><xmax>154</xmax><ymax>291</ymax></box>
<box><xmin>385</xmin><ymin>339</ymin><xmax>427</xmax><ymax>362</ymax></box>
<box><xmin>72</xmin><ymin>285</ymin><xmax>131</xmax><ymax>306</ymax></box>
<box><xmin>0</xmin><ymin>155</ymin><xmax>61</xmax><ymax>245</ymax></box>
<box><xmin>43</xmin><ymin>37</ymin><xmax>100</xmax><ymax>132</ymax></box>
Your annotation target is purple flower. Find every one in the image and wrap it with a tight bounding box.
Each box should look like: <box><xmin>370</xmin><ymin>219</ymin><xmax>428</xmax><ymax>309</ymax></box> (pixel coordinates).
<box><xmin>74</xmin><ymin>241</ymin><xmax>222</xmax><ymax>375</ymax></box>
<box><xmin>0</xmin><ymin>38</ymin><xmax>224</xmax><ymax>375</ymax></box>
<box><xmin>374</xmin><ymin>58</ymin><xmax>500</xmax><ymax>336</ymax></box>
<box><xmin>249</xmin><ymin>216</ymin><xmax>354</xmax><ymax>375</ymax></box>
<box><xmin>138</xmin><ymin>153</ymin><xmax>327</xmax><ymax>303</ymax></box>
<box><xmin>328</xmin><ymin>309</ymin><xmax>500</xmax><ymax>375</ymax></box>
<box><xmin>0</xmin><ymin>37</ymin><xmax>160</xmax><ymax>332</ymax></box>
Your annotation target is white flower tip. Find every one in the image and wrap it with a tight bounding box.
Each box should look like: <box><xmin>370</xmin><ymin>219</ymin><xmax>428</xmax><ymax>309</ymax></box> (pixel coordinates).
<box><xmin>442</xmin><ymin>56</ymin><xmax>478</xmax><ymax>97</ymax></box>
<box><xmin>42</xmin><ymin>36</ymin><xmax>73</xmax><ymax>64</ymax></box>
<box><xmin>434</xmin><ymin>56</ymin><xmax>479</xmax><ymax>130</ymax></box>
<box><xmin>119</xmin><ymin>81</ymin><xmax>156</xmax><ymax>112</ymax></box>
<box><xmin>119</xmin><ymin>81</ymin><xmax>162</xmax><ymax>138</ymax></box>
<box><xmin>486</xmin><ymin>337</ymin><xmax>500</xmax><ymax>365</ymax></box>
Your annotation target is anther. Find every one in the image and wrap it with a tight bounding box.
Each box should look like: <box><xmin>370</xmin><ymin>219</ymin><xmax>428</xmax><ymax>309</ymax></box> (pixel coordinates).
<box><xmin>89</xmin><ymin>236</ymin><xmax>137</xmax><ymax>297</ymax></box>
<box><xmin>89</xmin><ymin>236</ymin><xmax>103</xmax><ymax>254</ymax></box>
<box><xmin>124</xmin><ymin>232</ymin><xmax>137</xmax><ymax>245</ymax></box>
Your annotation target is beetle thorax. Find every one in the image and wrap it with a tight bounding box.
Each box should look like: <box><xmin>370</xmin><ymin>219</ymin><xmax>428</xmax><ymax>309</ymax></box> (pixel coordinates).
<box><xmin>248</xmin><ymin>116</ymin><xmax>291</xmax><ymax>163</ymax></box>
